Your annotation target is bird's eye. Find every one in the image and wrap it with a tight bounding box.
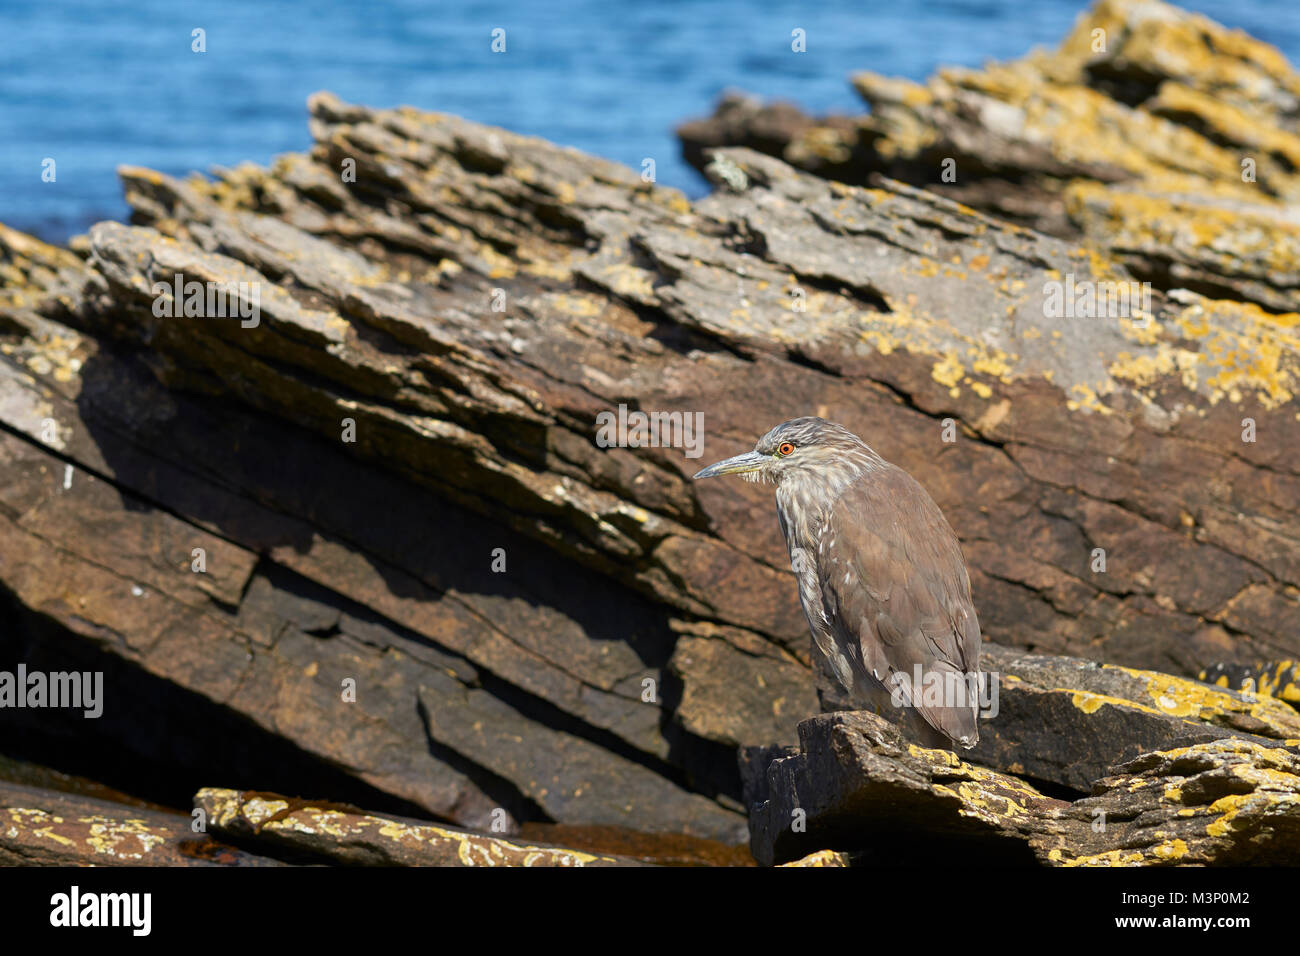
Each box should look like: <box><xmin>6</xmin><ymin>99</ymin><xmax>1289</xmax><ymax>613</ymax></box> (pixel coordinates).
<box><xmin>777</xmin><ymin>441</ymin><xmax>796</xmax><ymax>457</ymax></box>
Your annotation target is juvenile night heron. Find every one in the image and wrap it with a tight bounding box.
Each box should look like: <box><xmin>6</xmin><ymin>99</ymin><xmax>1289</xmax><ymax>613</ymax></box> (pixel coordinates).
<box><xmin>694</xmin><ymin>417</ymin><xmax>982</xmax><ymax>750</ymax></box>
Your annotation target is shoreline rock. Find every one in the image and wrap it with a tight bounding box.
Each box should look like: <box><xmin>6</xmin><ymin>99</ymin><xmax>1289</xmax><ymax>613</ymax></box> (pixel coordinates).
<box><xmin>678</xmin><ymin>0</ymin><xmax>1300</xmax><ymax>315</ymax></box>
<box><xmin>194</xmin><ymin>788</ymin><xmax>650</xmax><ymax>866</ymax></box>
<box><xmin>745</xmin><ymin>711</ymin><xmax>1300</xmax><ymax>867</ymax></box>
<box><xmin>1</xmin><ymin>0</ymin><xmax>1297</xmax><ymax>863</ymax></box>
<box><xmin>0</xmin><ymin>780</ymin><xmax>282</xmax><ymax>867</ymax></box>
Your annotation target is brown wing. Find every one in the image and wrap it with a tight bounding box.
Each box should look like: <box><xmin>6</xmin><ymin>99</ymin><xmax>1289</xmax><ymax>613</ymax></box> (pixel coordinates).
<box><xmin>816</xmin><ymin>464</ymin><xmax>982</xmax><ymax>747</ymax></box>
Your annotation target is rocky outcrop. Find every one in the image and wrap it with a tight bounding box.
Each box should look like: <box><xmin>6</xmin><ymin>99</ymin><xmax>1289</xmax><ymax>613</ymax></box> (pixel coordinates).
<box><xmin>193</xmin><ymin>788</ymin><xmax>646</xmax><ymax>866</ymax></box>
<box><xmin>746</xmin><ymin>710</ymin><xmax>1300</xmax><ymax>866</ymax></box>
<box><xmin>810</xmin><ymin>641</ymin><xmax>1300</xmax><ymax>793</ymax></box>
<box><xmin>1</xmin><ymin>6</ymin><xmax>1297</xmax><ymax>852</ymax></box>
<box><xmin>968</xmin><ymin>644</ymin><xmax>1300</xmax><ymax>792</ymax></box>
<box><xmin>0</xmin><ymin>780</ymin><xmax>281</xmax><ymax>866</ymax></box>
<box><xmin>674</xmin><ymin>0</ymin><xmax>1300</xmax><ymax>863</ymax></box>
<box><xmin>678</xmin><ymin>0</ymin><xmax>1300</xmax><ymax>314</ymax></box>
<box><xmin>0</xmin><ymin>752</ymin><xmax>667</xmax><ymax>865</ymax></box>
<box><xmin>1201</xmin><ymin>660</ymin><xmax>1300</xmax><ymax>706</ymax></box>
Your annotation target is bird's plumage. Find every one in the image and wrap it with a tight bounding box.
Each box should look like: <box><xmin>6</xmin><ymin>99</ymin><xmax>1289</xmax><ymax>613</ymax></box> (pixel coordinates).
<box><xmin>809</xmin><ymin>466</ymin><xmax>981</xmax><ymax>747</ymax></box>
<box><xmin>695</xmin><ymin>417</ymin><xmax>982</xmax><ymax>750</ymax></box>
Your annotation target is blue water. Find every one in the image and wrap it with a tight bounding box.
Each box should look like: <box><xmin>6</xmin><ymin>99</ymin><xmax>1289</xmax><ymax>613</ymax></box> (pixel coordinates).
<box><xmin>3</xmin><ymin>0</ymin><xmax>1299</xmax><ymax>242</ymax></box>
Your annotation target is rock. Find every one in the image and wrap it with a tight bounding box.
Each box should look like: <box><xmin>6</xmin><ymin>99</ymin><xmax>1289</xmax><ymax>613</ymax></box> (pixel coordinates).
<box><xmin>0</xmin><ymin>781</ymin><xmax>281</xmax><ymax>866</ymax></box>
<box><xmin>1200</xmin><ymin>660</ymin><xmax>1300</xmax><ymax>707</ymax></box>
<box><xmin>778</xmin><ymin>849</ymin><xmax>852</xmax><ymax>866</ymax></box>
<box><xmin>413</xmin><ymin>679</ymin><xmax>746</xmax><ymax>841</ymax></box>
<box><xmin>746</xmin><ymin>710</ymin><xmax>1300</xmax><ymax>866</ymax></box>
<box><xmin>677</xmin><ymin>92</ymin><xmax>869</xmax><ymax>183</ymax></box>
<box><xmin>513</xmin><ymin>821</ymin><xmax>756</xmax><ymax>865</ymax></box>
<box><xmin>738</xmin><ymin>743</ymin><xmax>798</xmax><ymax>811</ymax></box>
<box><xmin>813</xmin><ymin>641</ymin><xmax>1300</xmax><ymax>793</ymax></box>
<box><xmin>1</xmin><ymin>66</ymin><xmax>1298</xmax><ymax>842</ymax></box>
<box><xmin>677</xmin><ymin>0</ymin><xmax>1300</xmax><ymax>312</ymax></box>
<box><xmin>194</xmin><ymin>788</ymin><xmax>646</xmax><ymax>866</ymax></box>
<box><xmin>667</xmin><ymin>619</ymin><xmax>817</xmax><ymax>748</ymax></box>
<box><xmin>1048</xmin><ymin>740</ymin><xmax>1300</xmax><ymax>866</ymax></box>
<box><xmin>968</xmin><ymin>644</ymin><xmax>1300</xmax><ymax>792</ymax></box>
<box><xmin>747</xmin><ymin>711</ymin><xmax>1065</xmax><ymax>866</ymax></box>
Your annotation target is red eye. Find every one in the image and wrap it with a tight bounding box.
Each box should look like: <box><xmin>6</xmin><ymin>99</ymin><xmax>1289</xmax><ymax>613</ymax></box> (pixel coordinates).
<box><xmin>778</xmin><ymin>442</ymin><xmax>795</xmax><ymax>456</ymax></box>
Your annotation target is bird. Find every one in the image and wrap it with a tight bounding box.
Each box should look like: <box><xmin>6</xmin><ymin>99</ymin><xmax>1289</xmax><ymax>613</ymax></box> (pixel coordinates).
<box><xmin>693</xmin><ymin>417</ymin><xmax>982</xmax><ymax>750</ymax></box>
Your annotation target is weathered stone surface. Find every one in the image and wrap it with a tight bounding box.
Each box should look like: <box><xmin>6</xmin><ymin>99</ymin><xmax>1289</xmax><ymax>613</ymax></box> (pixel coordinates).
<box><xmin>748</xmin><ymin>711</ymin><xmax>1064</xmax><ymax>866</ymax></box>
<box><xmin>678</xmin><ymin>0</ymin><xmax>1300</xmax><ymax>314</ymax></box>
<box><xmin>1044</xmin><ymin>740</ymin><xmax>1300</xmax><ymax>866</ymax></box>
<box><xmin>0</xmin><ymin>781</ymin><xmax>281</xmax><ymax>866</ymax></box>
<box><xmin>1</xmin><ymin>11</ymin><xmax>1298</xmax><ymax>846</ymax></box>
<box><xmin>0</xmin><ymin>220</ymin><xmax>746</xmax><ymax>837</ymax></box>
<box><xmin>778</xmin><ymin>848</ymin><xmax>852</xmax><ymax>867</ymax></box>
<box><xmin>969</xmin><ymin>644</ymin><xmax>1300</xmax><ymax>791</ymax></box>
<box><xmin>668</xmin><ymin>619</ymin><xmax>816</xmax><ymax>747</ymax></box>
<box><xmin>677</xmin><ymin>93</ymin><xmax>869</xmax><ymax>184</ymax></box>
<box><xmin>47</xmin><ymin>113</ymin><xmax>1300</xmax><ymax>680</ymax></box>
<box><xmin>194</xmin><ymin>787</ymin><xmax>645</xmax><ymax>866</ymax></box>
<box><xmin>1201</xmin><ymin>660</ymin><xmax>1300</xmax><ymax>706</ymax></box>
<box><xmin>413</xmin><ymin>679</ymin><xmax>746</xmax><ymax>841</ymax></box>
<box><xmin>747</xmin><ymin>710</ymin><xmax>1300</xmax><ymax>866</ymax></box>
<box><xmin>514</xmin><ymin>821</ymin><xmax>756</xmax><ymax>865</ymax></box>
<box><xmin>811</xmin><ymin>641</ymin><xmax>1300</xmax><ymax>792</ymax></box>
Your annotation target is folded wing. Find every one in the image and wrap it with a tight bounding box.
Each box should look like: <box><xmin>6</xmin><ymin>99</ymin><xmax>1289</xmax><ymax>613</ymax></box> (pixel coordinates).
<box><xmin>816</xmin><ymin>465</ymin><xmax>982</xmax><ymax>747</ymax></box>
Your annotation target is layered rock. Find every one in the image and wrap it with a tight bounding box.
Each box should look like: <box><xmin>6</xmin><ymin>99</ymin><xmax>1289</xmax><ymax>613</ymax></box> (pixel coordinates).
<box><xmin>0</xmin><ymin>780</ymin><xmax>281</xmax><ymax>866</ymax></box>
<box><xmin>193</xmin><ymin>787</ymin><xmax>645</xmax><ymax>866</ymax></box>
<box><xmin>969</xmin><ymin>644</ymin><xmax>1300</xmax><ymax>792</ymax></box>
<box><xmin>746</xmin><ymin>710</ymin><xmax>1300</xmax><ymax>866</ymax></box>
<box><xmin>1</xmin><ymin>37</ymin><xmax>1297</xmax><ymax>849</ymax></box>
<box><xmin>673</xmin><ymin>0</ymin><xmax>1300</xmax><ymax>862</ymax></box>
<box><xmin>678</xmin><ymin>0</ymin><xmax>1300</xmax><ymax>315</ymax></box>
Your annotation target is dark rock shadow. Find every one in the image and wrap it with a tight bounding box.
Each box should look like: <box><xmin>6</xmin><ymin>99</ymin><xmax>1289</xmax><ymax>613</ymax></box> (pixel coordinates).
<box><xmin>64</xmin><ymin>343</ymin><xmax>745</xmax><ymax>813</ymax></box>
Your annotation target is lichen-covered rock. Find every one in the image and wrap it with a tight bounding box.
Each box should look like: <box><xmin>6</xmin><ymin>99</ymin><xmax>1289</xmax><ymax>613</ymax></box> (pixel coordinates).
<box><xmin>0</xmin><ymin>782</ymin><xmax>281</xmax><ymax>866</ymax></box>
<box><xmin>194</xmin><ymin>788</ymin><xmax>645</xmax><ymax>866</ymax></box>
<box><xmin>747</xmin><ymin>711</ymin><xmax>1066</xmax><ymax>866</ymax></box>
<box><xmin>1</xmin><ymin>74</ymin><xmax>1297</xmax><ymax>844</ymax></box>
<box><xmin>970</xmin><ymin>644</ymin><xmax>1300</xmax><ymax>791</ymax></box>
<box><xmin>778</xmin><ymin>848</ymin><xmax>852</xmax><ymax>867</ymax></box>
<box><xmin>747</xmin><ymin>711</ymin><xmax>1300</xmax><ymax>866</ymax></box>
<box><xmin>677</xmin><ymin>0</ymin><xmax>1300</xmax><ymax>315</ymax></box>
<box><xmin>1200</xmin><ymin>660</ymin><xmax>1300</xmax><ymax>707</ymax></box>
<box><xmin>1040</xmin><ymin>739</ymin><xmax>1300</xmax><ymax>866</ymax></box>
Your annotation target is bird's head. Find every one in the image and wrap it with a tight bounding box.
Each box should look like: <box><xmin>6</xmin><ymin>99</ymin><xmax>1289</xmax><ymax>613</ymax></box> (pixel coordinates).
<box><xmin>692</xmin><ymin>417</ymin><xmax>879</xmax><ymax>487</ymax></box>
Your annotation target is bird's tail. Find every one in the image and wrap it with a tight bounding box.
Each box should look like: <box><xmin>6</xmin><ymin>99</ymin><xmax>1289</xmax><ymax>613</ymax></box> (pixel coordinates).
<box><xmin>910</xmin><ymin>664</ymin><xmax>981</xmax><ymax>750</ymax></box>
<box><xmin>889</xmin><ymin>660</ymin><xmax>977</xmax><ymax>749</ymax></box>
<box><xmin>852</xmin><ymin>667</ymin><xmax>981</xmax><ymax>751</ymax></box>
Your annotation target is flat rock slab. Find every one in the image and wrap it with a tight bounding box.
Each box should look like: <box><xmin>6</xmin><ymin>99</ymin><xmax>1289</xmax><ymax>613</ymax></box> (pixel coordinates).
<box><xmin>747</xmin><ymin>711</ymin><xmax>1300</xmax><ymax>866</ymax></box>
<box><xmin>0</xmin><ymin>781</ymin><xmax>282</xmax><ymax>866</ymax></box>
<box><xmin>195</xmin><ymin>788</ymin><xmax>647</xmax><ymax>866</ymax></box>
<box><xmin>969</xmin><ymin>644</ymin><xmax>1300</xmax><ymax>791</ymax></box>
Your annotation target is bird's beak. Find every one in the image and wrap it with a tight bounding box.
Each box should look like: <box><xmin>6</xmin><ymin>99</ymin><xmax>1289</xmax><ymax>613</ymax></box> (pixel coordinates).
<box><xmin>692</xmin><ymin>451</ymin><xmax>767</xmax><ymax>480</ymax></box>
